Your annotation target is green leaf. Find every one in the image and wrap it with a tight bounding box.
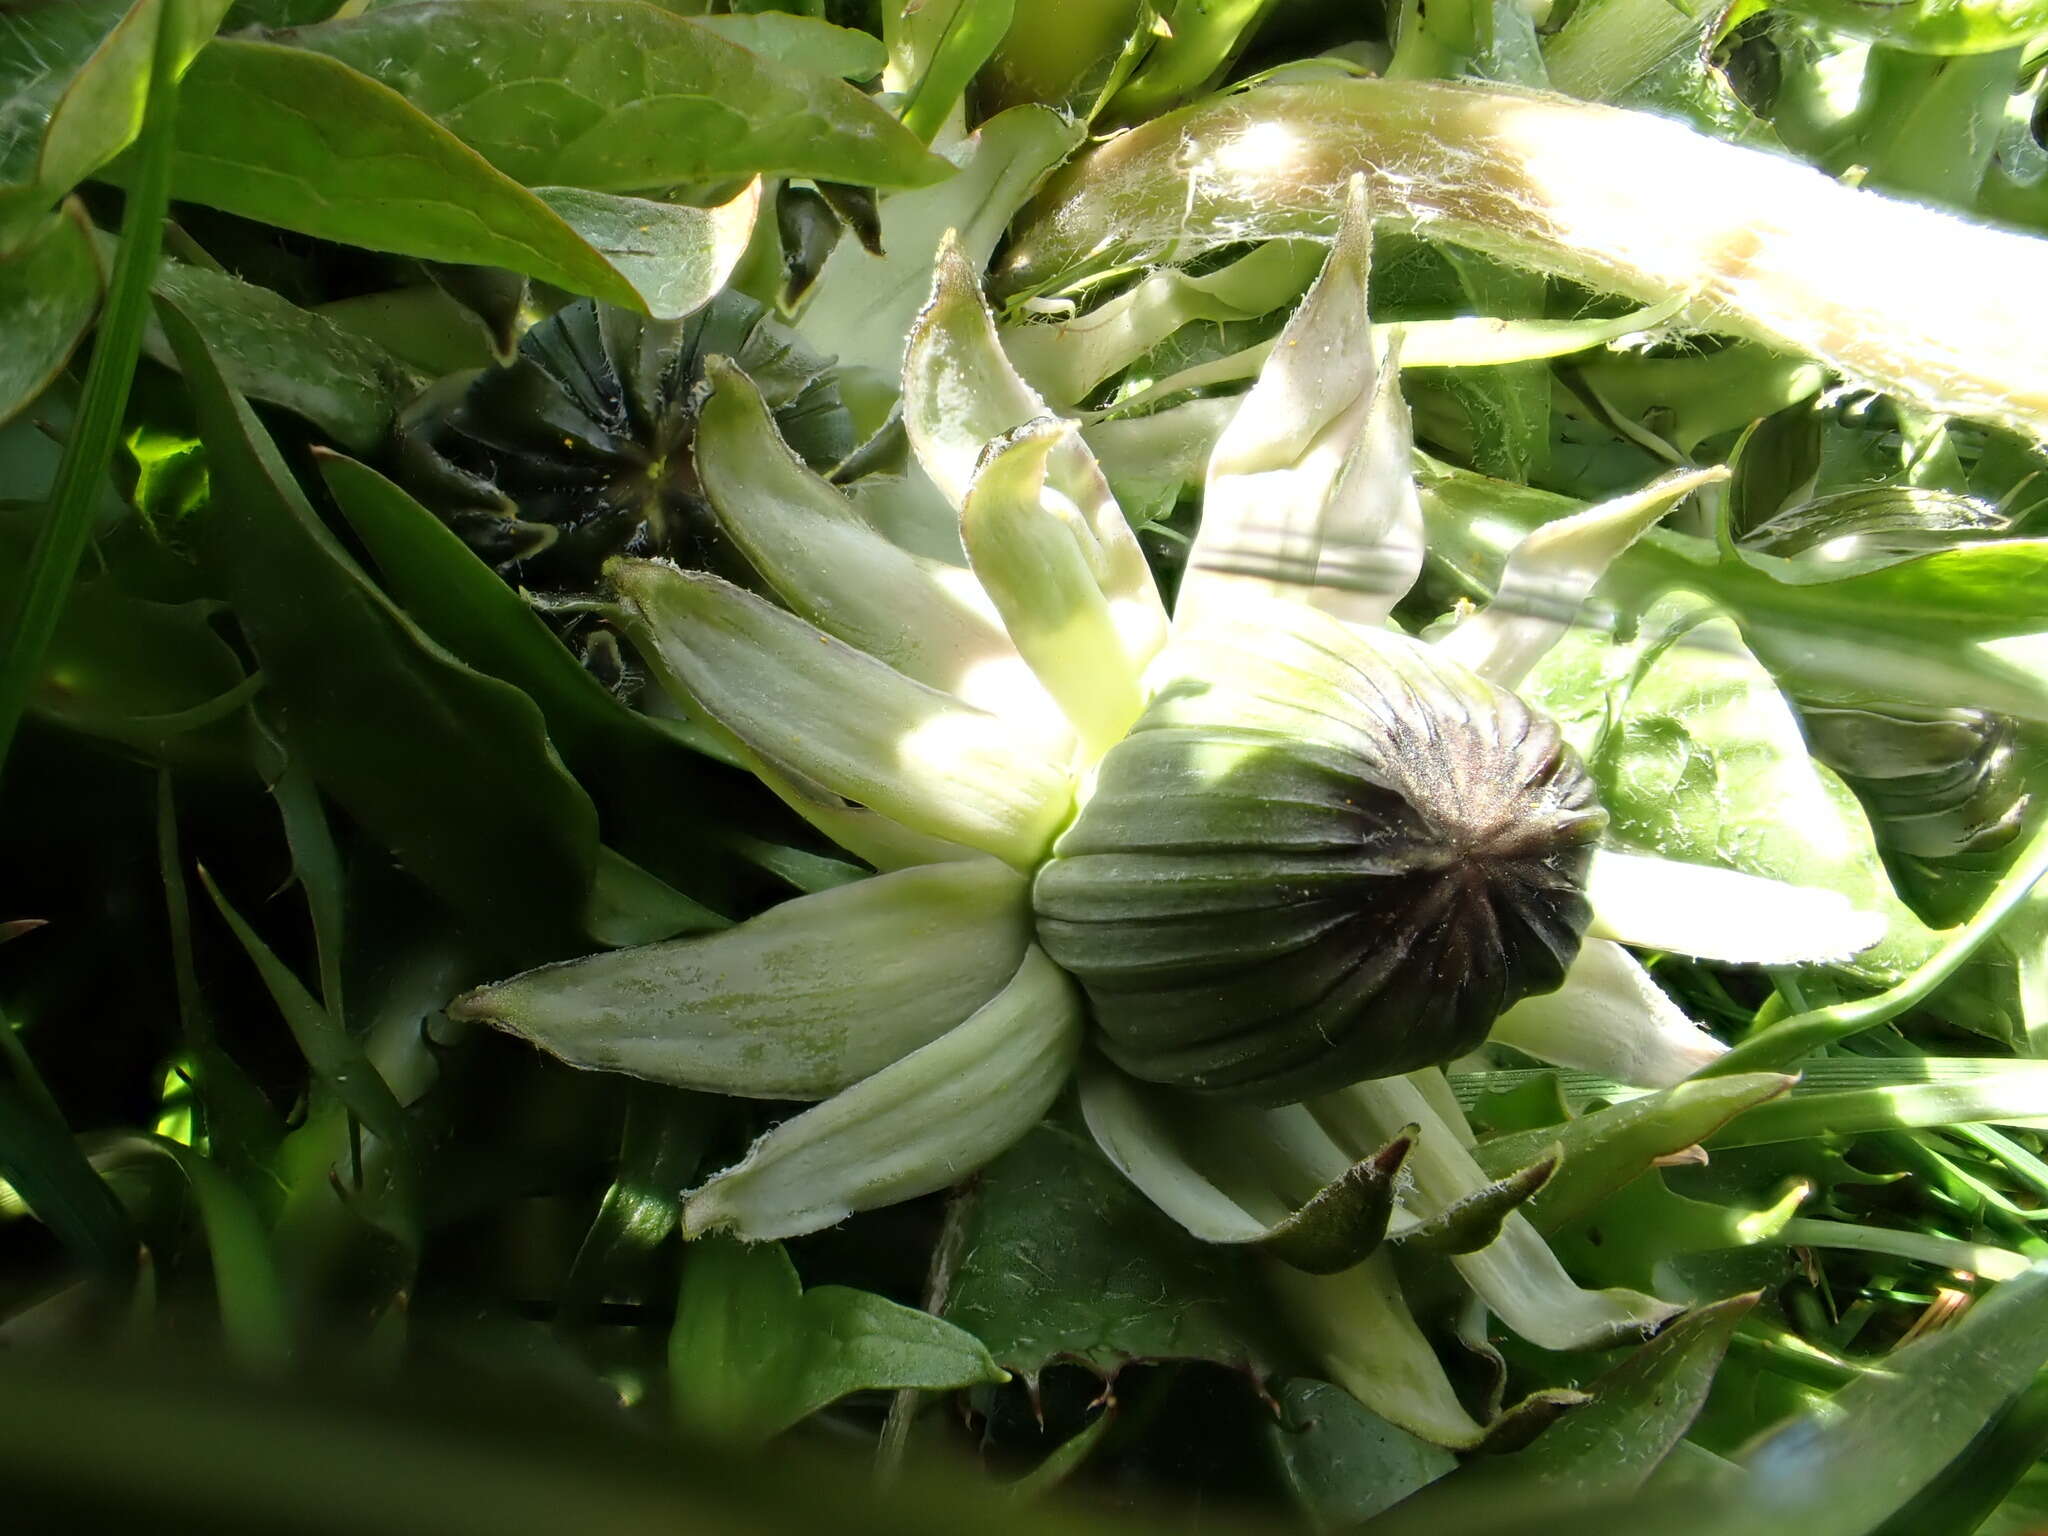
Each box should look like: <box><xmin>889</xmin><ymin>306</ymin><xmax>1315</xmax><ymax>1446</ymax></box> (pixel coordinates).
<box><xmin>1519</xmin><ymin>593</ymin><xmax>1938</xmax><ymax>984</ymax></box>
<box><xmin>197</xmin><ymin>867</ymin><xmax>414</xmax><ymax>1167</ymax></box>
<box><xmin>158</xmin><ymin>296</ymin><xmax>604</xmax><ymax>952</ymax></box>
<box><xmin>313</xmin><ymin>450</ymin><xmax>794</xmax><ymax>910</ymax></box>
<box><xmin>1773</xmin><ymin>0</ymin><xmax>2048</xmax><ymax>54</ymax></box>
<box><xmin>139</xmin><ymin>249</ymin><xmax>423</xmax><ymax>450</ymax></box>
<box><xmin>165</xmin><ymin>40</ymin><xmax>689</xmax><ymax>310</ymax></box>
<box><xmin>1737</xmin><ymin>537</ymin><xmax>2048</xmax><ymax>642</ymax></box>
<box><xmin>531</xmin><ymin>181</ymin><xmax>760</xmax><ymax>321</ymax></box>
<box><xmin>1417</xmin><ymin>457</ymin><xmax>2048</xmax><ymax>724</ymax></box>
<box><xmin>0</xmin><ymin>1074</ymin><xmax>137</xmax><ymax>1281</ymax></box>
<box><xmin>452</xmin><ymin>859</ymin><xmax>1032</xmax><ymax>1100</ymax></box>
<box><xmin>312</xmin><ymin>450</ymin><xmax>724</xmax><ymax>772</ymax></box>
<box><xmin>0</xmin><ymin>513</ymin><xmax>254</xmax><ymax>768</ymax></box>
<box><xmin>1377</xmin><ymin>1294</ymin><xmax>1756</xmax><ymax>1524</ymax></box>
<box><xmin>0</xmin><ymin>0</ymin><xmax>181</xmax><ymax>775</ymax></box>
<box><xmin>0</xmin><ymin>201</ymin><xmax>100</xmax><ymax>427</ymax></box>
<box><xmin>0</xmin><ymin>0</ymin><xmax>235</xmax><ymax>250</ymax></box>
<box><xmin>94</xmin><ymin>1132</ymin><xmax>291</xmax><ymax>1371</ymax></box>
<box><xmin>1711</xmin><ymin>1266</ymin><xmax>2048</xmax><ymax>1536</ymax></box>
<box><xmin>945</xmin><ymin>1119</ymin><xmax>1288</xmax><ymax>1385</ymax></box>
<box><xmin>1104</xmin><ymin>0</ymin><xmax>1282</xmax><ymax>122</ymax></box>
<box><xmin>556</xmin><ymin>1085</ymin><xmax>713</xmax><ymax>1333</ymax></box>
<box><xmin>885</xmin><ymin>0</ymin><xmax>1017</xmax><ymax>142</ymax></box>
<box><xmin>278</xmin><ymin>1</ymin><xmax>947</xmax><ymax>192</ymax></box>
<box><xmin>670</xmin><ymin>1234</ymin><xmax>1004</xmax><ymax>1442</ymax></box>
<box><xmin>799</xmin><ymin>103</ymin><xmax>1082</xmax><ymax>399</ymax></box>
<box><xmin>1478</xmin><ymin>1074</ymin><xmax>1797</xmax><ymax>1234</ymax></box>
<box><xmin>1268</xmin><ymin>1378</ymin><xmax>1457</xmax><ymax>1530</ymax></box>
<box><xmin>688</xmin><ymin>10</ymin><xmax>886</xmax><ymax>78</ymax></box>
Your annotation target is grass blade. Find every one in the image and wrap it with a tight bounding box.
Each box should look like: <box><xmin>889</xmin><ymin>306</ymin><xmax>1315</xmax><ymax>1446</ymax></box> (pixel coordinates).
<box><xmin>196</xmin><ymin>867</ymin><xmax>412</xmax><ymax>1170</ymax></box>
<box><xmin>0</xmin><ymin>0</ymin><xmax>182</xmax><ymax>776</ymax></box>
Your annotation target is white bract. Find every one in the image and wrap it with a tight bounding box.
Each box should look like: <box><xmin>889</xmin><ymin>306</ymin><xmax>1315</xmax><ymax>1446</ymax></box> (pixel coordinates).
<box><xmin>454</xmin><ymin>182</ymin><xmax>1880</xmax><ymax>1448</ymax></box>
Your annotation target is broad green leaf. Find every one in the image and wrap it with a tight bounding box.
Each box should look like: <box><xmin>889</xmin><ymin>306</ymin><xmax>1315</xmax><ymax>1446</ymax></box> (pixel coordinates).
<box><xmin>1378</xmin><ymin>1294</ymin><xmax>1755</xmax><ymax>1524</ymax></box>
<box><xmin>800</xmin><ymin>103</ymin><xmax>1081</xmax><ymax>402</ymax></box>
<box><xmin>277</xmin><ymin>1</ymin><xmax>946</xmax><ymax>192</ymax></box>
<box><xmin>165</xmin><ymin>41</ymin><xmax>653</xmax><ymax>309</ymax></box>
<box><xmin>312</xmin><ymin>452</ymin><xmax>688</xmax><ymax>770</ymax></box>
<box><xmin>452</xmin><ymin>859</ymin><xmax>1032</xmax><ymax>1100</ymax></box>
<box><xmin>0</xmin><ymin>514</ymin><xmax>254</xmax><ymax>769</ymax></box>
<box><xmin>1416</xmin><ymin>457</ymin><xmax>2048</xmax><ymax>723</ymax></box>
<box><xmin>999</xmin><ymin>78</ymin><xmax>2048</xmax><ymax>442</ymax></box>
<box><xmin>884</xmin><ymin>0</ymin><xmax>1016</xmax><ymax>142</ymax></box>
<box><xmin>1519</xmin><ymin>593</ymin><xmax>1938</xmax><ymax>984</ymax></box>
<box><xmin>1735</xmin><ymin>537</ymin><xmax>2048</xmax><ymax>641</ymax></box>
<box><xmin>1478</xmin><ymin>1072</ymin><xmax>1796</xmax><ymax>1234</ymax></box>
<box><xmin>0</xmin><ymin>0</ymin><xmax>234</xmax><ymax>250</ymax></box>
<box><xmin>313</xmin><ymin>286</ymin><xmax>496</xmax><ymax>377</ymax></box>
<box><xmin>680</xmin><ymin>946</ymin><xmax>1082</xmax><ymax>1240</ymax></box>
<box><xmin>1268</xmin><ymin>1378</ymin><xmax>1457</xmax><ymax>1529</ymax></box>
<box><xmin>944</xmin><ymin>1119</ymin><xmax>1288</xmax><ymax>1384</ymax></box>
<box><xmin>0</xmin><ymin>201</ymin><xmax>100</xmax><ymax>426</ymax></box>
<box><xmin>531</xmin><ymin>180</ymin><xmax>760</xmax><ymax>321</ymax></box>
<box><xmin>159</xmin><ymin>297</ymin><xmax>604</xmax><ymax>952</ymax></box>
<box><xmin>670</xmin><ymin>1235</ymin><xmax>1003</xmax><ymax>1443</ymax></box>
<box><xmin>0</xmin><ymin>0</ymin><xmax>181</xmax><ymax>775</ymax></box>
<box><xmin>1774</xmin><ymin>0</ymin><xmax>2048</xmax><ymax>55</ymax></box>
<box><xmin>139</xmin><ymin>250</ymin><xmax>423</xmax><ymax>451</ymax></box>
<box><xmin>315</xmin><ymin>452</ymin><xmax>805</xmax><ymax>910</ymax></box>
<box><xmin>610</xmin><ymin>562</ymin><xmax>1074</xmax><ymax>870</ymax></box>
<box><xmin>686</xmin><ymin>10</ymin><xmax>886</xmax><ymax>78</ymax></box>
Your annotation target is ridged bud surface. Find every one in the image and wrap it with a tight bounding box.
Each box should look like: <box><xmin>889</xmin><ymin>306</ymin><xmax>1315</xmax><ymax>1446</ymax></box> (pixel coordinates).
<box><xmin>1033</xmin><ymin>607</ymin><xmax>1604</xmax><ymax>1104</ymax></box>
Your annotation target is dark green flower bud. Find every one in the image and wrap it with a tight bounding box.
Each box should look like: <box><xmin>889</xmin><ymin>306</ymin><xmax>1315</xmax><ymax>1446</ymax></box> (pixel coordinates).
<box><xmin>1033</xmin><ymin>610</ymin><xmax>1604</xmax><ymax>1104</ymax></box>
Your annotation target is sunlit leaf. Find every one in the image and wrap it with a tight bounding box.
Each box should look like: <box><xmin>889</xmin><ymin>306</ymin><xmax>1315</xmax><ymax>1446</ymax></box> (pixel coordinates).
<box><xmin>671</xmin><ymin>1234</ymin><xmax>1003</xmax><ymax>1443</ymax></box>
